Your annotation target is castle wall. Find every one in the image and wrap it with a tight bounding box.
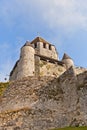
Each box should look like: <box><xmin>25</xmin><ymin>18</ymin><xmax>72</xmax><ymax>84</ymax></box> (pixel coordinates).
<box><xmin>10</xmin><ymin>55</ymin><xmax>65</xmax><ymax>81</ymax></box>
<box><xmin>35</xmin><ymin>55</ymin><xmax>40</xmax><ymax>76</ymax></box>
<box><xmin>16</xmin><ymin>45</ymin><xmax>35</xmax><ymax>79</ymax></box>
<box><xmin>39</xmin><ymin>60</ymin><xmax>65</xmax><ymax>77</ymax></box>
<box><xmin>10</xmin><ymin>63</ymin><xmax>18</xmax><ymax>81</ymax></box>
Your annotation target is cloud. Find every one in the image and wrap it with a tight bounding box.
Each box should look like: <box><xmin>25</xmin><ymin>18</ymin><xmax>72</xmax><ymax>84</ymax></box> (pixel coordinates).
<box><xmin>0</xmin><ymin>0</ymin><xmax>87</xmax><ymax>81</ymax></box>
<box><xmin>38</xmin><ymin>0</ymin><xmax>87</xmax><ymax>31</ymax></box>
<box><xmin>0</xmin><ymin>0</ymin><xmax>87</xmax><ymax>32</ymax></box>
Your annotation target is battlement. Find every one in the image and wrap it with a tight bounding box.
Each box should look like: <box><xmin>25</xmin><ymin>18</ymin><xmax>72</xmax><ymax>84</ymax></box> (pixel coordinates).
<box><xmin>24</xmin><ymin>37</ymin><xmax>58</xmax><ymax>60</ymax></box>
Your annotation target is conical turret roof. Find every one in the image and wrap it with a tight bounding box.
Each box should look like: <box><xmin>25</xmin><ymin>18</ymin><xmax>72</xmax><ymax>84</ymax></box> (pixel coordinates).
<box><xmin>62</xmin><ymin>53</ymin><xmax>72</xmax><ymax>60</ymax></box>
<box><xmin>25</xmin><ymin>41</ymin><xmax>31</xmax><ymax>46</ymax></box>
<box><xmin>22</xmin><ymin>41</ymin><xmax>33</xmax><ymax>48</ymax></box>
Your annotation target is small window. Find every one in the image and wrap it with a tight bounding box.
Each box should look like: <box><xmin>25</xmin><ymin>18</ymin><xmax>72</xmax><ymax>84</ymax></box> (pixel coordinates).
<box><xmin>49</xmin><ymin>45</ymin><xmax>52</xmax><ymax>50</ymax></box>
<box><xmin>43</xmin><ymin>43</ymin><xmax>46</xmax><ymax>48</ymax></box>
<box><xmin>34</xmin><ymin>43</ymin><xmax>37</xmax><ymax>48</ymax></box>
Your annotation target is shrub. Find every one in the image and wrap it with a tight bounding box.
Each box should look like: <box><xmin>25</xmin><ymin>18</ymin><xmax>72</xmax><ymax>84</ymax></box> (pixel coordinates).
<box><xmin>0</xmin><ymin>82</ymin><xmax>9</xmax><ymax>96</ymax></box>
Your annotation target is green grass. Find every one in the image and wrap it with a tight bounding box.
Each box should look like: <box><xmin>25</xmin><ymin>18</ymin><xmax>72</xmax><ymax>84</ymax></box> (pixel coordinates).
<box><xmin>0</xmin><ymin>82</ymin><xmax>9</xmax><ymax>96</ymax></box>
<box><xmin>51</xmin><ymin>127</ymin><xmax>87</xmax><ymax>130</ymax></box>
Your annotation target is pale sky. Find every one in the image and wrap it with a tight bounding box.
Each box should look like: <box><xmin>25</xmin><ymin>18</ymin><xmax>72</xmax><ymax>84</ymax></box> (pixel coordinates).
<box><xmin>0</xmin><ymin>0</ymin><xmax>87</xmax><ymax>81</ymax></box>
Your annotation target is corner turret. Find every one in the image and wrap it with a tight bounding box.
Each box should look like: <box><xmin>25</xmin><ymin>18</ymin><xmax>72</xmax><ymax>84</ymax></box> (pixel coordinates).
<box><xmin>17</xmin><ymin>43</ymin><xmax>35</xmax><ymax>79</ymax></box>
<box><xmin>62</xmin><ymin>53</ymin><xmax>74</xmax><ymax>69</ymax></box>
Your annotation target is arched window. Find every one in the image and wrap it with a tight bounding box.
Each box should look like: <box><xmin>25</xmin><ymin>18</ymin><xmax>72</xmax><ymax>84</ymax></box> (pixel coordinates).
<box><xmin>43</xmin><ymin>43</ymin><xmax>46</xmax><ymax>48</ymax></box>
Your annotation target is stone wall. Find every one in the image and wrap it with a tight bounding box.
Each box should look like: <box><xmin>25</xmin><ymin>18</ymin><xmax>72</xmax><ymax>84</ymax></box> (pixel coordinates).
<box><xmin>39</xmin><ymin>42</ymin><xmax>58</xmax><ymax>60</ymax></box>
<box><xmin>75</xmin><ymin>67</ymin><xmax>87</xmax><ymax>75</ymax></box>
<box><xmin>35</xmin><ymin>55</ymin><xmax>65</xmax><ymax>77</ymax></box>
<box><xmin>39</xmin><ymin>60</ymin><xmax>65</xmax><ymax>77</ymax></box>
<box><xmin>10</xmin><ymin>54</ymin><xmax>65</xmax><ymax>81</ymax></box>
<box><xmin>10</xmin><ymin>61</ymin><xmax>19</xmax><ymax>81</ymax></box>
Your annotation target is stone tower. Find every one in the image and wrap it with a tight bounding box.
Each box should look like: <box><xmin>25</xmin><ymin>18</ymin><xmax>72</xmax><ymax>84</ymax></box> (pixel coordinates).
<box><xmin>62</xmin><ymin>53</ymin><xmax>74</xmax><ymax>69</ymax></box>
<box><xmin>10</xmin><ymin>42</ymin><xmax>35</xmax><ymax>80</ymax></box>
<box><xmin>17</xmin><ymin>43</ymin><xmax>35</xmax><ymax>79</ymax></box>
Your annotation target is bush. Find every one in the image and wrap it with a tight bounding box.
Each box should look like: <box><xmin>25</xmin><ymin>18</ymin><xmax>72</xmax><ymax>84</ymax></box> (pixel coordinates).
<box><xmin>0</xmin><ymin>82</ymin><xmax>9</xmax><ymax>96</ymax></box>
<box><xmin>51</xmin><ymin>126</ymin><xmax>87</xmax><ymax>130</ymax></box>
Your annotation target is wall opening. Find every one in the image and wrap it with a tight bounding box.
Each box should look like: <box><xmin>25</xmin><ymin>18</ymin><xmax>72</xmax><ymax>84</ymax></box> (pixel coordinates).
<box><xmin>49</xmin><ymin>45</ymin><xmax>52</xmax><ymax>50</ymax></box>
<box><xmin>34</xmin><ymin>43</ymin><xmax>37</xmax><ymax>48</ymax></box>
<box><xmin>43</xmin><ymin>43</ymin><xmax>46</xmax><ymax>48</ymax></box>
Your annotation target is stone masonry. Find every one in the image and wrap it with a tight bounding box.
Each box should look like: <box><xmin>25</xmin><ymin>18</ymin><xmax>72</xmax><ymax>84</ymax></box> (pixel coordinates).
<box><xmin>10</xmin><ymin>37</ymin><xmax>74</xmax><ymax>81</ymax></box>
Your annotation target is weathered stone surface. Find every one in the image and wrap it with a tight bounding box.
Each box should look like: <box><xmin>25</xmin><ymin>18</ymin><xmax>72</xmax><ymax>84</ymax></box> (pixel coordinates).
<box><xmin>0</xmin><ymin>68</ymin><xmax>87</xmax><ymax>130</ymax></box>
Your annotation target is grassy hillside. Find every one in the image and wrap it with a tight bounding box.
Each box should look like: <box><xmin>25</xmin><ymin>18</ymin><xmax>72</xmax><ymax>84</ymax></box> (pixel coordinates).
<box><xmin>51</xmin><ymin>127</ymin><xmax>87</xmax><ymax>130</ymax></box>
<box><xmin>0</xmin><ymin>82</ymin><xmax>9</xmax><ymax>96</ymax></box>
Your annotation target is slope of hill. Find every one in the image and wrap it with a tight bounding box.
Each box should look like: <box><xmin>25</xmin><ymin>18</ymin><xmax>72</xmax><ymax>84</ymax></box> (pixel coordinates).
<box><xmin>0</xmin><ymin>67</ymin><xmax>87</xmax><ymax>130</ymax></box>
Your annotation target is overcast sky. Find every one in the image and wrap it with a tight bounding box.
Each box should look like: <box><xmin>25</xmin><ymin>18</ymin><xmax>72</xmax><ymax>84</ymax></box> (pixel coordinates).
<box><xmin>0</xmin><ymin>0</ymin><xmax>87</xmax><ymax>81</ymax></box>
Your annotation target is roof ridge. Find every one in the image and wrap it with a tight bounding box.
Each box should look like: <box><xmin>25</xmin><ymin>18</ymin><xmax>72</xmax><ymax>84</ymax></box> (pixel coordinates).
<box><xmin>30</xmin><ymin>36</ymin><xmax>51</xmax><ymax>45</ymax></box>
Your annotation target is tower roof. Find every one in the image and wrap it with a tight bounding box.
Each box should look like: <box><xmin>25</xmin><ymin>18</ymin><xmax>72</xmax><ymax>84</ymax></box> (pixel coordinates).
<box><xmin>22</xmin><ymin>41</ymin><xmax>33</xmax><ymax>48</ymax></box>
<box><xmin>62</xmin><ymin>53</ymin><xmax>72</xmax><ymax>60</ymax></box>
<box><xmin>25</xmin><ymin>41</ymin><xmax>31</xmax><ymax>46</ymax></box>
<box><xmin>30</xmin><ymin>37</ymin><xmax>52</xmax><ymax>45</ymax></box>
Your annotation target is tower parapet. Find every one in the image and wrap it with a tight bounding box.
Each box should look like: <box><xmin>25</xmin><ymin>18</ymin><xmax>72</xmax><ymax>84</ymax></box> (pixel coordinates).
<box><xmin>31</xmin><ymin>37</ymin><xmax>58</xmax><ymax>60</ymax></box>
